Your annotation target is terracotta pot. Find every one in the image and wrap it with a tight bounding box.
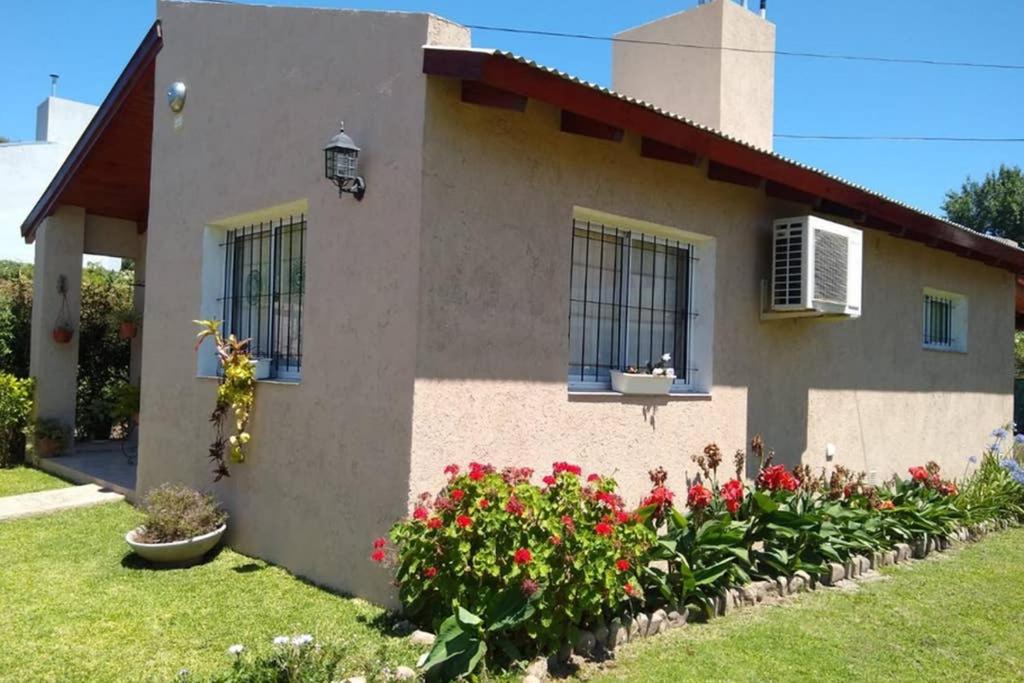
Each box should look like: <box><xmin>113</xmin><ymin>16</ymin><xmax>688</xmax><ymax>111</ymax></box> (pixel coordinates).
<box><xmin>119</xmin><ymin>321</ymin><xmax>138</xmax><ymax>339</ymax></box>
<box><xmin>36</xmin><ymin>437</ymin><xmax>63</xmax><ymax>458</ymax></box>
<box><xmin>52</xmin><ymin>328</ymin><xmax>73</xmax><ymax>344</ymax></box>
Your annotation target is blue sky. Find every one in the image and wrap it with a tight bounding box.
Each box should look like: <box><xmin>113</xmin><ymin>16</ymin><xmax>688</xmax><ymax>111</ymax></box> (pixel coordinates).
<box><xmin>2</xmin><ymin>0</ymin><xmax>1022</xmax><ymax>245</ymax></box>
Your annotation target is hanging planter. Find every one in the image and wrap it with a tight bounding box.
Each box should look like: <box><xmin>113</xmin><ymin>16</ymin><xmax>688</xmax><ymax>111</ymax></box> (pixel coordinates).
<box><xmin>52</xmin><ymin>275</ymin><xmax>74</xmax><ymax>345</ymax></box>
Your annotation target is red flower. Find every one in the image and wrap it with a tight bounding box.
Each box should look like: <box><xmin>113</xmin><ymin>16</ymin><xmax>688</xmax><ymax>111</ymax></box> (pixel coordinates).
<box><xmin>562</xmin><ymin>515</ymin><xmax>576</xmax><ymax>533</ymax></box>
<box><xmin>615</xmin><ymin>558</ymin><xmax>631</xmax><ymax>572</ymax></box>
<box><xmin>424</xmin><ymin>566</ymin><xmax>438</xmax><ymax>578</ymax></box>
<box><xmin>641</xmin><ymin>485</ymin><xmax>675</xmax><ymax>510</ymax></box>
<box><xmin>479</xmin><ymin>499</ymin><xmax>490</xmax><ymax>509</ymax></box>
<box><xmin>505</xmin><ymin>495</ymin><xmax>525</xmax><ymax>516</ymax></box>
<box><xmin>444</xmin><ymin>464</ymin><xmax>459</xmax><ymax>478</ymax></box>
<box><xmin>456</xmin><ymin>515</ymin><xmax>472</xmax><ymax>528</ymax></box>
<box><xmin>514</xmin><ymin>548</ymin><xmax>533</xmax><ymax>565</ymax></box>
<box><xmin>687</xmin><ymin>483</ymin><xmax>712</xmax><ymax>510</ymax></box>
<box><xmin>468</xmin><ymin>461</ymin><xmax>494</xmax><ymax>481</ymax></box>
<box><xmin>939</xmin><ymin>481</ymin><xmax>959</xmax><ymax>496</ymax></box>
<box><xmin>756</xmin><ymin>465</ymin><xmax>799</xmax><ymax>492</ymax></box>
<box><xmin>908</xmin><ymin>466</ymin><xmax>929</xmax><ymax>482</ymax></box>
<box><xmin>469</xmin><ymin>470</ymin><xmax>484</xmax><ymax>481</ymax></box>
<box><xmin>372</xmin><ymin>537</ymin><xmax>387</xmax><ymax>549</ymax></box>
<box><xmin>450</xmin><ymin>489</ymin><xmax>465</xmax><ymax>502</ymax></box>
<box><xmin>616</xmin><ymin>510</ymin><xmax>630</xmax><ymax>524</ymax></box>
<box><xmin>550</xmin><ymin>534</ymin><xmax>562</xmax><ymax>545</ymax></box>
<box><xmin>427</xmin><ymin>516</ymin><xmax>443</xmax><ymax>529</ymax></box>
<box><xmin>624</xmin><ymin>583</ymin><xmax>636</xmax><ymax>596</ymax></box>
<box><xmin>587</xmin><ymin>473</ymin><xmax>601</xmax><ymax>483</ymax></box>
<box><xmin>412</xmin><ymin>506</ymin><xmax>429</xmax><ymax>520</ymax></box>
<box><xmin>542</xmin><ymin>475</ymin><xmax>556</xmax><ymax>487</ymax></box>
<box><xmin>552</xmin><ymin>461</ymin><xmax>582</xmax><ymax>476</ymax></box>
<box><xmin>594</xmin><ymin>522</ymin><xmax>614</xmax><ymax>536</ymax></box>
<box><xmin>721</xmin><ymin>478</ymin><xmax>744</xmax><ymax>514</ymax></box>
<box><xmin>370</xmin><ymin>549</ymin><xmax>385</xmax><ymax>563</ymax></box>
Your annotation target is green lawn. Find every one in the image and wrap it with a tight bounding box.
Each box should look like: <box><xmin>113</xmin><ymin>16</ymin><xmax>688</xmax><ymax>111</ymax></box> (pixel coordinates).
<box><xmin>0</xmin><ymin>466</ymin><xmax>70</xmax><ymax>497</ymax></box>
<box><xmin>0</xmin><ymin>503</ymin><xmax>418</xmax><ymax>682</ymax></box>
<box><xmin>596</xmin><ymin>527</ymin><xmax>1024</xmax><ymax>682</ymax></box>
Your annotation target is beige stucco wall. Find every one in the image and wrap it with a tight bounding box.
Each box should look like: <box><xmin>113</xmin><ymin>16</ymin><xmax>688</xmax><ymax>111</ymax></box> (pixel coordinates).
<box><xmin>138</xmin><ymin>0</ymin><xmax>468</xmax><ymax>604</ymax></box>
<box><xmin>613</xmin><ymin>0</ymin><xmax>775</xmax><ymax>150</ymax></box>
<box><xmin>410</xmin><ymin>75</ymin><xmax>1013</xmax><ymax>506</ymax></box>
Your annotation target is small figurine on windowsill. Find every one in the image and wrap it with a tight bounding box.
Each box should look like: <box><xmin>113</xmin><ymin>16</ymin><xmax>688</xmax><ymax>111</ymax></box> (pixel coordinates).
<box><xmin>625</xmin><ymin>353</ymin><xmax>675</xmax><ymax>377</ymax></box>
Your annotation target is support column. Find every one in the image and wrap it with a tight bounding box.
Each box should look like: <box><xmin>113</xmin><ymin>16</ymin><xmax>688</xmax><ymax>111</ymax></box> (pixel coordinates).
<box><xmin>30</xmin><ymin>205</ymin><xmax>85</xmax><ymax>437</ymax></box>
<box><xmin>129</xmin><ymin>231</ymin><xmax>146</xmax><ymax>387</ymax></box>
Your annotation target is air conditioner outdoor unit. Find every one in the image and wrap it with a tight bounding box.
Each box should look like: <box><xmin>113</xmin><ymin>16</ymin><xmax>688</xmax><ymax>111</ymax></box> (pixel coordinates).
<box><xmin>769</xmin><ymin>215</ymin><xmax>862</xmax><ymax>318</ymax></box>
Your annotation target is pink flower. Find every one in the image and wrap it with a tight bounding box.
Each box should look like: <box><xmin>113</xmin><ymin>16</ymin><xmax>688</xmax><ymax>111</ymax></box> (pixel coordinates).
<box><xmin>520</xmin><ymin>578</ymin><xmax>539</xmax><ymax>597</ymax></box>
<box><xmin>372</xmin><ymin>537</ymin><xmax>386</xmax><ymax>549</ymax></box>
<box><xmin>552</xmin><ymin>462</ymin><xmax>582</xmax><ymax>476</ymax></box>
<box><xmin>542</xmin><ymin>475</ymin><xmax>556</xmax><ymax>487</ymax></box>
<box><xmin>587</xmin><ymin>473</ymin><xmax>601</xmax><ymax>483</ymax></box>
<box><xmin>505</xmin><ymin>495</ymin><xmax>525</xmax><ymax>516</ymax></box>
<box><xmin>561</xmin><ymin>515</ymin><xmax>576</xmax><ymax>533</ymax></box>
<box><xmin>550</xmin><ymin>534</ymin><xmax>562</xmax><ymax>546</ymax></box>
<box><xmin>412</xmin><ymin>506</ymin><xmax>429</xmax><ymax>521</ymax></box>
<box><xmin>444</xmin><ymin>464</ymin><xmax>460</xmax><ymax>478</ymax></box>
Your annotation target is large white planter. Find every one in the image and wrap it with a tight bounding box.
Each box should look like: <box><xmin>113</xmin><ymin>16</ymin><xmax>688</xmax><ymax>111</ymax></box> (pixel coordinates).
<box><xmin>610</xmin><ymin>371</ymin><xmax>674</xmax><ymax>395</ymax></box>
<box><xmin>125</xmin><ymin>524</ymin><xmax>227</xmax><ymax>565</ymax></box>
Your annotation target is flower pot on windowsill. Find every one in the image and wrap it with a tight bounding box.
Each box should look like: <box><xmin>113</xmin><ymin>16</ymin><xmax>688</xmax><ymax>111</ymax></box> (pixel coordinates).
<box><xmin>249</xmin><ymin>358</ymin><xmax>272</xmax><ymax>380</ymax></box>
<box><xmin>52</xmin><ymin>327</ymin><xmax>74</xmax><ymax>344</ymax></box>
<box><xmin>125</xmin><ymin>524</ymin><xmax>227</xmax><ymax>566</ymax></box>
<box><xmin>610</xmin><ymin>371</ymin><xmax>674</xmax><ymax>396</ymax></box>
<box><xmin>119</xmin><ymin>321</ymin><xmax>138</xmax><ymax>339</ymax></box>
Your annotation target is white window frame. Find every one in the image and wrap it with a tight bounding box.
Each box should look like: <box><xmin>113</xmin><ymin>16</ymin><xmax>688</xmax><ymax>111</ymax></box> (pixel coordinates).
<box><xmin>922</xmin><ymin>287</ymin><xmax>967</xmax><ymax>353</ymax></box>
<box><xmin>197</xmin><ymin>200</ymin><xmax>308</xmax><ymax>381</ymax></box>
<box><xmin>568</xmin><ymin>207</ymin><xmax>715</xmax><ymax>394</ymax></box>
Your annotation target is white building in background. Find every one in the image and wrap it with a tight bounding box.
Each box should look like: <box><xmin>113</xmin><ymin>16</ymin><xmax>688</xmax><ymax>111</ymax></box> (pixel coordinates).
<box><xmin>0</xmin><ymin>93</ymin><xmax>98</xmax><ymax>263</ymax></box>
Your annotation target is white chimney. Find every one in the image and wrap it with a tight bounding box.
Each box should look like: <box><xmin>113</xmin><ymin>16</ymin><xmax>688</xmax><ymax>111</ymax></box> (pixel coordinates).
<box><xmin>612</xmin><ymin>0</ymin><xmax>776</xmax><ymax>150</ymax></box>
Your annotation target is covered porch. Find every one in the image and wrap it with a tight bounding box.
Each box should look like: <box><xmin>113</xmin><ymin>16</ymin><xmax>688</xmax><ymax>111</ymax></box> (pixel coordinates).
<box><xmin>20</xmin><ymin>24</ymin><xmax>162</xmax><ymax>496</ymax></box>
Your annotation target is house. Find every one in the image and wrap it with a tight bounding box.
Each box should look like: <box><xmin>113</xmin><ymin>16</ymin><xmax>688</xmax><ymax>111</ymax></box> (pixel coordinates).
<box><xmin>20</xmin><ymin>0</ymin><xmax>1022</xmax><ymax>604</ymax></box>
<box><xmin>0</xmin><ymin>87</ymin><xmax>97</xmax><ymax>262</ymax></box>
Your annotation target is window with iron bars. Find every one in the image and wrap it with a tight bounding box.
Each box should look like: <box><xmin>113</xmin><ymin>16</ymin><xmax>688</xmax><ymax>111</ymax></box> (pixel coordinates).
<box><xmin>922</xmin><ymin>289</ymin><xmax>966</xmax><ymax>352</ymax></box>
<box><xmin>568</xmin><ymin>219</ymin><xmax>696</xmax><ymax>390</ymax></box>
<box><xmin>221</xmin><ymin>215</ymin><xmax>306</xmax><ymax>379</ymax></box>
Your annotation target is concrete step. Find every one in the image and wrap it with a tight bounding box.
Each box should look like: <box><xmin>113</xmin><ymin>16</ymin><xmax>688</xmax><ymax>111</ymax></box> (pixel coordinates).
<box><xmin>0</xmin><ymin>484</ymin><xmax>124</xmax><ymax>521</ymax></box>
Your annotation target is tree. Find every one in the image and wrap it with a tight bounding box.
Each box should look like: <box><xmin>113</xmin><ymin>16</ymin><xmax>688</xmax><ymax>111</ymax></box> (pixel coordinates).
<box><xmin>942</xmin><ymin>164</ymin><xmax>1024</xmax><ymax>244</ymax></box>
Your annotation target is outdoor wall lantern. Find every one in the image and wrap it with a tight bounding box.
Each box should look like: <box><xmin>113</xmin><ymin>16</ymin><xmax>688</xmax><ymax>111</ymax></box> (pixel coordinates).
<box><xmin>166</xmin><ymin>81</ymin><xmax>187</xmax><ymax>113</ymax></box>
<box><xmin>323</xmin><ymin>122</ymin><xmax>366</xmax><ymax>200</ymax></box>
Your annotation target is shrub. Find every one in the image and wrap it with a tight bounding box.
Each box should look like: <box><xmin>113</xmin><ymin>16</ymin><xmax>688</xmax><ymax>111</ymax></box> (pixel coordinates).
<box><xmin>376</xmin><ymin>462</ymin><xmax>656</xmax><ymax>673</ymax></box>
<box><xmin>137</xmin><ymin>484</ymin><xmax>227</xmax><ymax>543</ymax></box>
<box><xmin>0</xmin><ymin>373</ymin><xmax>33</xmax><ymax>467</ymax></box>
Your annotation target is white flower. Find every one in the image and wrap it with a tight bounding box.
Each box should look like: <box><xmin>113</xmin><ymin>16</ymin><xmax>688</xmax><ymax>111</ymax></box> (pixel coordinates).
<box><xmin>227</xmin><ymin>644</ymin><xmax>245</xmax><ymax>656</ymax></box>
<box><xmin>666</xmin><ymin>368</ymin><xmax>676</xmax><ymax>378</ymax></box>
<box><xmin>652</xmin><ymin>367</ymin><xmax>665</xmax><ymax>376</ymax></box>
<box><xmin>272</xmin><ymin>635</ymin><xmax>290</xmax><ymax>646</ymax></box>
<box><xmin>292</xmin><ymin>634</ymin><xmax>315</xmax><ymax>647</ymax></box>
<box><xmin>661</xmin><ymin>353</ymin><xmax>672</xmax><ymax>362</ymax></box>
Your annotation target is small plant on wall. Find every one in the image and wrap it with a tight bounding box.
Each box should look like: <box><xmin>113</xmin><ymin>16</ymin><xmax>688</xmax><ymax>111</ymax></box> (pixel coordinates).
<box><xmin>194</xmin><ymin>320</ymin><xmax>256</xmax><ymax>482</ymax></box>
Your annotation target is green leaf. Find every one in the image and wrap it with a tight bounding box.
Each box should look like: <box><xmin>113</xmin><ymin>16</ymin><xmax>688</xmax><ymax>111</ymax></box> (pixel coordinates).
<box><xmin>486</xmin><ymin>588</ymin><xmax>537</xmax><ymax>633</ymax></box>
<box><xmin>753</xmin><ymin>491</ymin><xmax>779</xmax><ymax>513</ymax></box>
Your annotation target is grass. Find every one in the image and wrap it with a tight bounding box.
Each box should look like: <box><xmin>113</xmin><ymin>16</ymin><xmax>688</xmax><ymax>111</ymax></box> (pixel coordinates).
<box><xmin>0</xmin><ymin>503</ymin><xmax>419</xmax><ymax>682</ymax></box>
<box><xmin>594</xmin><ymin>527</ymin><xmax>1024</xmax><ymax>683</ymax></box>
<box><xmin>0</xmin><ymin>466</ymin><xmax>70</xmax><ymax>497</ymax></box>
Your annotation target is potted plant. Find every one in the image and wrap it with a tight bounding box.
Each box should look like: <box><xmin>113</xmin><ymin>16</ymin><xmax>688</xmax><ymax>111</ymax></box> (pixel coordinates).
<box><xmin>52</xmin><ymin>324</ymin><xmax>74</xmax><ymax>344</ymax></box>
<box><xmin>125</xmin><ymin>484</ymin><xmax>228</xmax><ymax>565</ymax></box>
<box><xmin>110</xmin><ymin>382</ymin><xmax>141</xmax><ymax>426</ymax></box>
<box><xmin>117</xmin><ymin>308</ymin><xmax>142</xmax><ymax>340</ymax></box>
<box><xmin>610</xmin><ymin>353</ymin><xmax>676</xmax><ymax>395</ymax></box>
<box><xmin>33</xmin><ymin>417</ymin><xmax>69</xmax><ymax>458</ymax></box>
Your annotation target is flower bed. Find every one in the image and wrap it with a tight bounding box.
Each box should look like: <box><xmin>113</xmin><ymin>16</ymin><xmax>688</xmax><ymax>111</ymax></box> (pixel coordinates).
<box><xmin>372</xmin><ymin>428</ymin><xmax>1024</xmax><ymax>681</ymax></box>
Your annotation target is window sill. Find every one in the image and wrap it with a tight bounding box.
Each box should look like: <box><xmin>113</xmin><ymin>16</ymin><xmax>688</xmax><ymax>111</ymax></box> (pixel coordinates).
<box><xmin>922</xmin><ymin>346</ymin><xmax>967</xmax><ymax>355</ymax></box>
<box><xmin>568</xmin><ymin>390</ymin><xmax>711</xmax><ymax>402</ymax></box>
<box><xmin>196</xmin><ymin>374</ymin><xmax>301</xmax><ymax>386</ymax></box>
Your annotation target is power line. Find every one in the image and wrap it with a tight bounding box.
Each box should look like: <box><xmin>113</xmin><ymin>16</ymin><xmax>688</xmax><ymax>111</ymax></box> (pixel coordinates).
<box><xmin>776</xmin><ymin>134</ymin><xmax>1024</xmax><ymax>142</ymax></box>
<box><xmin>466</xmin><ymin>24</ymin><xmax>1024</xmax><ymax>71</ymax></box>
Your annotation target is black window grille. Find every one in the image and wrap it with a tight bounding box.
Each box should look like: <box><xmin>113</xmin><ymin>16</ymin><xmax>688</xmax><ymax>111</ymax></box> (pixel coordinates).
<box><xmin>923</xmin><ymin>293</ymin><xmax>955</xmax><ymax>348</ymax></box>
<box><xmin>568</xmin><ymin>219</ymin><xmax>695</xmax><ymax>388</ymax></box>
<box><xmin>221</xmin><ymin>215</ymin><xmax>306</xmax><ymax>378</ymax></box>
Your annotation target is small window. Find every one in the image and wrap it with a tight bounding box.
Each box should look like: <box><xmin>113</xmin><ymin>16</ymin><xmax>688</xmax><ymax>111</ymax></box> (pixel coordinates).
<box><xmin>221</xmin><ymin>214</ymin><xmax>306</xmax><ymax>379</ymax></box>
<box><xmin>922</xmin><ymin>288</ymin><xmax>967</xmax><ymax>353</ymax></box>
<box><xmin>568</xmin><ymin>218</ymin><xmax>695</xmax><ymax>390</ymax></box>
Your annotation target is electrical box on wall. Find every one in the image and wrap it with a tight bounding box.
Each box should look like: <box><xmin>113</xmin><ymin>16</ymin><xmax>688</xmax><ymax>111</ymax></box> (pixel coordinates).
<box><xmin>763</xmin><ymin>215</ymin><xmax>863</xmax><ymax>320</ymax></box>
